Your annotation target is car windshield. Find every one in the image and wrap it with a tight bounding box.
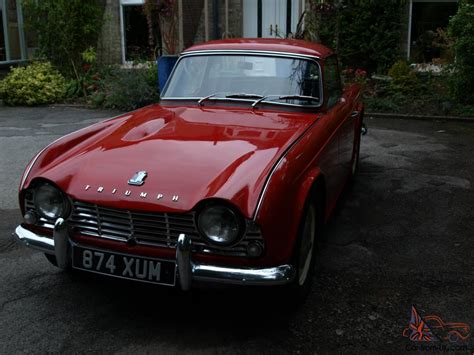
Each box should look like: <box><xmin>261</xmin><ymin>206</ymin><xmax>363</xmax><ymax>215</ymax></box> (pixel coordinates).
<box><xmin>161</xmin><ymin>54</ymin><xmax>322</xmax><ymax>106</ymax></box>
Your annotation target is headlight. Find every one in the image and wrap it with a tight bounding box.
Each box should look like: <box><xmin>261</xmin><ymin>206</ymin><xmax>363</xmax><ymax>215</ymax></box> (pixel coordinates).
<box><xmin>34</xmin><ymin>183</ymin><xmax>69</xmax><ymax>219</ymax></box>
<box><xmin>197</xmin><ymin>205</ymin><xmax>242</xmax><ymax>245</ymax></box>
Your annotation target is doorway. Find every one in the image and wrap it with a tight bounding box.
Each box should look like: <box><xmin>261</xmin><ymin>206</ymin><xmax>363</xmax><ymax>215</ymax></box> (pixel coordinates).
<box><xmin>243</xmin><ymin>0</ymin><xmax>303</xmax><ymax>38</ymax></box>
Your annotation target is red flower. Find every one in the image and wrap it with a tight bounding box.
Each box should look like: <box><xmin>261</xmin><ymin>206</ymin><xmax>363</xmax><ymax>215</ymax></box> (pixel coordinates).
<box><xmin>342</xmin><ymin>68</ymin><xmax>354</xmax><ymax>76</ymax></box>
<box><xmin>355</xmin><ymin>69</ymin><xmax>367</xmax><ymax>78</ymax></box>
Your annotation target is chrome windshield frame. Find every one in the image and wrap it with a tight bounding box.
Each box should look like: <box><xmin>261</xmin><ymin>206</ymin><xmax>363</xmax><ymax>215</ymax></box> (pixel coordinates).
<box><xmin>160</xmin><ymin>50</ymin><xmax>324</xmax><ymax>109</ymax></box>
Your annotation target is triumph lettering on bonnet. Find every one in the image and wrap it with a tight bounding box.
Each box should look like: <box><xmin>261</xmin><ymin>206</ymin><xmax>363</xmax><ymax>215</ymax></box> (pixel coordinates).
<box><xmin>83</xmin><ymin>185</ymin><xmax>179</xmax><ymax>202</ymax></box>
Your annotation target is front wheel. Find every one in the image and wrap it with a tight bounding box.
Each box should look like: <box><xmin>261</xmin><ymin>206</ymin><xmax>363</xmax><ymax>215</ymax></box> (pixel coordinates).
<box><xmin>285</xmin><ymin>194</ymin><xmax>323</xmax><ymax>304</ymax></box>
<box><xmin>350</xmin><ymin>124</ymin><xmax>361</xmax><ymax>178</ymax></box>
<box><xmin>296</xmin><ymin>203</ymin><xmax>317</xmax><ymax>287</ymax></box>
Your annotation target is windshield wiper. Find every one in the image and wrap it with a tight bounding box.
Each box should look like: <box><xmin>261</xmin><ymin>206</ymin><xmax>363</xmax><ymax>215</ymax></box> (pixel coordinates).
<box><xmin>252</xmin><ymin>95</ymin><xmax>320</xmax><ymax>108</ymax></box>
<box><xmin>198</xmin><ymin>93</ymin><xmax>263</xmax><ymax>106</ymax></box>
<box><xmin>278</xmin><ymin>95</ymin><xmax>320</xmax><ymax>102</ymax></box>
<box><xmin>226</xmin><ymin>93</ymin><xmax>264</xmax><ymax>99</ymax></box>
<box><xmin>252</xmin><ymin>95</ymin><xmax>276</xmax><ymax>108</ymax></box>
<box><xmin>198</xmin><ymin>93</ymin><xmax>217</xmax><ymax>106</ymax></box>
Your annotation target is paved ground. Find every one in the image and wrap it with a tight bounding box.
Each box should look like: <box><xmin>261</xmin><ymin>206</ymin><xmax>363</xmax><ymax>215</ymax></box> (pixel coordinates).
<box><xmin>0</xmin><ymin>107</ymin><xmax>473</xmax><ymax>353</ymax></box>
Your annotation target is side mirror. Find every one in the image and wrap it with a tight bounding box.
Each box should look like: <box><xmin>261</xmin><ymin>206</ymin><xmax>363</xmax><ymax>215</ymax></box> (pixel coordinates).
<box><xmin>157</xmin><ymin>55</ymin><xmax>179</xmax><ymax>93</ymax></box>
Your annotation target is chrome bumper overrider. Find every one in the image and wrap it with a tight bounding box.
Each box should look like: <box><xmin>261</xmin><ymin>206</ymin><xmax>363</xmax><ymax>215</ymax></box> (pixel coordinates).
<box><xmin>14</xmin><ymin>221</ymin><xmax>295</xmax><ymax>289</ymax></box>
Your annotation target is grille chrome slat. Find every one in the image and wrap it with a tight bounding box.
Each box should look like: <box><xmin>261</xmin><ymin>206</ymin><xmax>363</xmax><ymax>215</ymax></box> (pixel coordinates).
<box><xmin>73</xmin><ymin>212</ymin><xmax>99</xmax><ymax>220</ymax></box>
<box><xmin>135</xmin><ymin>234</ymin><xmax>169</xmax><ymax>242</ymax></box>
<box><xmin>130</xmin><ymin>215</ymin><xmax>167</xmax><ymax>223</ymax></box>
<box><xmin>99</xmin><ymin>218</ymin><xmax>132</xmax><ymax>228</ymax></box>
<box><xmin>98</xmin><ymin>210</ymin><xmax>130</xmax><ymax>220</ymax></box>
<box><xmin>130</xmin><ymin>220</ymin><xmax>169</xmax><ymax>228</ymax></box>
<box><xmin>98</xmin><ymin>227</ymin><xmax>131</xmax><ymax>237</ymax></box>
<box><xmin>166</xmin><ymin>221</ymin><xmax>196</xmax><ymax>228</ymax></box>
<box><xmin>133</xmin><ymin>228</ymin><xmax>169</xmax><ymax>236</ymax></box>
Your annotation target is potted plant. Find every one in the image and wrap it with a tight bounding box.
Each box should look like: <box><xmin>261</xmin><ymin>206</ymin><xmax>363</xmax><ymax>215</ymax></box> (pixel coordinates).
<box><xmin>144</xmin><ymin>0</ymin><xmax>179</xmax><ymax>91</ymax></box>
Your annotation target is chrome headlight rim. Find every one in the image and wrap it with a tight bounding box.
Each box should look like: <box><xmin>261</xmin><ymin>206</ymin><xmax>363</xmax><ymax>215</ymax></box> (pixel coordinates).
<box><xmin>196</xmin><ymin>202</ymin><xmax>246</xmax><ymax>247</ymax></box>
<box><xmin>32</xmin><ymin>182</ymin><xmax>70</xmax><ymax>220</ymax></box>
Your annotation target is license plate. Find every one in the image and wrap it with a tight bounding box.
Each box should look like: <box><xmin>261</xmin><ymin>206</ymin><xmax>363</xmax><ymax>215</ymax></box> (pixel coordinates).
<box><xmin>72</xmin><ymin>246</ymin><xmax>176</xmax><ymax>286</ymax></box>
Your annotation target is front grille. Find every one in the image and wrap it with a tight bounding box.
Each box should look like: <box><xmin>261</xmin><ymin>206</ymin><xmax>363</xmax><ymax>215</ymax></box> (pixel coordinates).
<box><xmin>70</xmin><ymin>201</ymin><xmax>196</xmax><ymax>248</ymax></box>
<box><xmin>24</xmin><ymin>192</ymin><xmax>264</xmax><ymax>257</ymax></box>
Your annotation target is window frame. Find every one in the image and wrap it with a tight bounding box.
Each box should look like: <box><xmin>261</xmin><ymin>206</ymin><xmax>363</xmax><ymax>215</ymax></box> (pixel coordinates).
<box><xmin>120</xmin><ymin>0</ymin><xmax>145</xmax><ymax>64</ymax></box>
<box><xmin>0</xmin><ymin>0</ymin><xmax>27</xmax><ymax>64</ymax></box>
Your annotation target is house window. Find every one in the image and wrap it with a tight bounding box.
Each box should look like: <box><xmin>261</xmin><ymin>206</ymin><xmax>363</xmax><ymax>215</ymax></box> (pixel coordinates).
<box><xmin>409</xmin><ymin>0</ymin><xmax>458</xmax><ymax>62</ymax></box>
<box><xmin>0</xmin><ymin>0</ymin><xmax>26</xmax><ymax>63</ymax></box>
<box><xmin>120</xmin><ymin>0</ymin><xmax>157</xmax><ymax>63</ymax></box>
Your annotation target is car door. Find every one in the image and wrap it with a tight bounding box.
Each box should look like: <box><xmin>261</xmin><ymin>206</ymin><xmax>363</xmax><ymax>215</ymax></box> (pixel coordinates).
<box><xmin>338</xmin><ymin>75</ymin><xmax>359</xmax><ymax>177</ymax></box>
<box><xmin>323</xmin><ymin>56</ymin><xmax>352</xmax><ymax>192</ymax></box>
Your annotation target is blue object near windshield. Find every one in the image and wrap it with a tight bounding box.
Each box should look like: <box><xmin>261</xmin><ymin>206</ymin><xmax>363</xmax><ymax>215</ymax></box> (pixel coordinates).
<box><xmin>161</xmin><ymin>55</ymin><xmax>321</xmax><ymax>106</ymax></box>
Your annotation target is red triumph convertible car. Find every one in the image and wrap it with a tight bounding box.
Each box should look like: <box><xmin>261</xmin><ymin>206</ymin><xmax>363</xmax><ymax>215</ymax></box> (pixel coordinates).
<box><xmin>15</xmin><ymin>39</ymin><xmax>364</xmax><ymax>297</ymax></box>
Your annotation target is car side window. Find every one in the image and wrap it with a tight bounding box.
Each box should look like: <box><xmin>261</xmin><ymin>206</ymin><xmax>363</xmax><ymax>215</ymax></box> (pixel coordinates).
<box><xmin>324</xmin><ymin>56</ymin><xmax>342</xmax><ymax>109</ymax></box>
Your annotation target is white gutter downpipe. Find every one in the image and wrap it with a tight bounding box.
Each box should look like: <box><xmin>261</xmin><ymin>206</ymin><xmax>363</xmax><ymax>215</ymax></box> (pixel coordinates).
<box><xmin>407</xmin><ymin>0</ymin><xmax>413</xmax><ymax>60</ymax></box>
<box><xmin>204</xmin><ymin>0</ymin><xmax>209</xmax><ymax>41</ymax></box>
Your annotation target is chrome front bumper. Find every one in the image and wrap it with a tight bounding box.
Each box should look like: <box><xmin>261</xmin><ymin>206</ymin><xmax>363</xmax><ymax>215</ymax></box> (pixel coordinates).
<box><xmin>14</xmin><ymin>221</ymin><xmax>295</xmax><ymax>289</ymax></box>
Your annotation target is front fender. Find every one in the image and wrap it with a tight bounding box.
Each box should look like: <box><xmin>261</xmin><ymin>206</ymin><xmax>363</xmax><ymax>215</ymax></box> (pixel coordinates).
<box><xmin>295</xmin><ymin>167</ymin><xmax>326</xmax><ymax>218</ymax></box>
<box><xmin>255</xmin><ymin>163</ymin><xmax>325</xmax><ymax>266</ymax></box>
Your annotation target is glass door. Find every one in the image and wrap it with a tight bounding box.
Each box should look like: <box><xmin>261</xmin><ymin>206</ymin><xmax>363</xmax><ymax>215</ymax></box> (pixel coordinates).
<box><xmin>261</xmin><ymin>0</ymin><xmax>287</xmax><ymax>38</ymax></box>
<box><xmin>243</xmin><ymin>0</ymin><xmax>303</xmax><ymax>38</ymax></box>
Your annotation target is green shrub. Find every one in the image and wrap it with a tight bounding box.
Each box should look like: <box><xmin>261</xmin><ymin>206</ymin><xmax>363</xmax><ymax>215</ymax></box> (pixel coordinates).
<box><xmin>364</xmin><ymin>96</ymin><xmax>402</xmax><ymax>113</ymax></box>
<box><xmin>0</xmin><ymin>62</ymin><xmax>67</xmax><ymax>106</ymax></box>
<box><xmin>101</xmin><ymin>64</ymin><xmax>159</xmax><ymax>111</ymax></box>
<box><xmin>22</xmin><ymin>0</ymin><xmax>103</xmax><ymax>78</ymax></box>
<box><xmin>447</xmin><ymin>1</ymin><xmax>474</xmax><ymax>103</ymax></box>
<box><xmin>452</xmin><ymin>103</ymin><xmax>474</xmax><ymax>117</ymax></box>
<box><xmin>387</xmin><ymin>60</ymin><xmax>420</xmax><ymax>94</ymax></box>
<box><xmin>305</xmin><ymin>1</ymin><xmax>405</xmax><ymax>73</ymax></box>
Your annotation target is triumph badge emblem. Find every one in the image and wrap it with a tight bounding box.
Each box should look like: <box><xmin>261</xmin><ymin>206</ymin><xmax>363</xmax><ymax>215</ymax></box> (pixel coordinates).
<box><xmin>128</xmin><ymin>171</ymin><xmax>148</xmax><ymax>186</ymax></box>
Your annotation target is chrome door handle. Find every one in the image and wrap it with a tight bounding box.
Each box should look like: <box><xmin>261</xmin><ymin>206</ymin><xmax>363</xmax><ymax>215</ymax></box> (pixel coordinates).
<box><xmin>351</xmin><ymin>110</ymin><xmax>359</xmax><ymax>118</ymax></box>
